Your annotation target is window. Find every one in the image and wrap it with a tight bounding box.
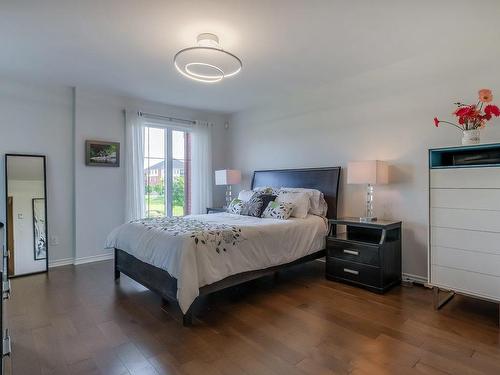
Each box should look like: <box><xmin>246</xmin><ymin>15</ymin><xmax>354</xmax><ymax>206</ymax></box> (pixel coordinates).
<box><xmin>144</xmin><ymin>125</ymin><xmax>191</xmax><ymax>218</ymax></box>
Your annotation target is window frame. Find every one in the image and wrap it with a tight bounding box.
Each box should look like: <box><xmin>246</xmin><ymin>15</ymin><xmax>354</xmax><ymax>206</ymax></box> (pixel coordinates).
<box><xmin>144</xmin><ymin>122</ymin><xmax>190</xmax><ymax>218</ymax></box>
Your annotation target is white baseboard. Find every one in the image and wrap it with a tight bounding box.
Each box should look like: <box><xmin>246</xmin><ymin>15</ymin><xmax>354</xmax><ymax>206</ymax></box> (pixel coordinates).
<box><xmin>74</xmin><ymin>252</ymin><xmax>114</xmax><ymax>265</ymax></box>
<box><xmin>48</xmin><ymin>257</ymin><xmax>74</xmax><ymax>268</ymax></box>
<box><xmin>48</xmin><ymin>253</ymin><xmax>114</xmax><ymax>268</ymax></box>
<box><xmin>402</xmin><ymin>272</ymin><xmax>428</xmax><ymax>285</ymax></box>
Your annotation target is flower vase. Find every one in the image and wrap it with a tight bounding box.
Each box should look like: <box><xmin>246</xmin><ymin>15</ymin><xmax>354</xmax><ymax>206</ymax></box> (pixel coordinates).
<box><xmin>462</xmin><ymin>129</ymin><xmax>480</xmax><ymax>145</ymax></box>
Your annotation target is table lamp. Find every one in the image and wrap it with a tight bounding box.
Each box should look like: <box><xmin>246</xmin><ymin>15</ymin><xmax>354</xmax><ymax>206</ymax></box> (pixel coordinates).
<box><xmin>215</xmin><ymin>169</ymin><xmax>241</xmax><ymax>207</ymax></box>
<box><xmin>347</xmin><ymin>160</ymin><xmax>388</xmax><ymax>222</ymax></box>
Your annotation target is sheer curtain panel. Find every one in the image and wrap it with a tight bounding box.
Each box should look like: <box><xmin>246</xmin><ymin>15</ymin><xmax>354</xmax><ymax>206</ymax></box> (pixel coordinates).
<box><xmin>125</xmin><ymin>111</ymin><xmax>145</xmax><ymax>221</ymax></box>
<box><xmin>190</xmin><ymin>121</ymin><xmax>213</xmax><ymax>214</ymax></box>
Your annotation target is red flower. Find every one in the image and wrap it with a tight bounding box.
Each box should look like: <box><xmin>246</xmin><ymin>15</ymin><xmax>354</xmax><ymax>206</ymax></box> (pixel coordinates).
<box><xmin>485</xmin><ymin>105</ymin><xmax>500</xmax><ymax>117</ymax></box>
<box><xmin>434</xmin><ymin>117</ymin><xmax>440</xmax><ymax>127</ymax></box>
<box><xmin>454</xmin><ymin>106</ymin><xmax>474</xmax><ymax>117</ymax></box>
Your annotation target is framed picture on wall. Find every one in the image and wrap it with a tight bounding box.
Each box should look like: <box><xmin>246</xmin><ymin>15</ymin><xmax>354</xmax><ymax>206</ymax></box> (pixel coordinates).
<box><xmin>85</xmin><ymin>140</ymin><xmax>120</xmax><ymax>167</ymax></box>
<box><xmin>33</xmin><ymin>198</ymin><xmax>47</xmax><ymax>261</ymax></box>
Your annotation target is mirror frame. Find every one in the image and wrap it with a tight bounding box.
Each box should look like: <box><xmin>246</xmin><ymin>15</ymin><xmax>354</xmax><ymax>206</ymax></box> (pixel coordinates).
<box><xmin>5</xmin><ymin>154</ymin><xmax>48</xmax><ymax>278</ymax></box>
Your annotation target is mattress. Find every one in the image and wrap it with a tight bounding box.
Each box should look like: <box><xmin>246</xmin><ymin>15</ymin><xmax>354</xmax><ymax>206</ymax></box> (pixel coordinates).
<box><xmin>106</xmin><ymin>212</ymin><xmax>328</xmax><ymax>313</ymax></box>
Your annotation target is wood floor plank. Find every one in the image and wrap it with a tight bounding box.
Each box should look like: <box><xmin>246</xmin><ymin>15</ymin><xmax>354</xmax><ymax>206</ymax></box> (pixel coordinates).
<box><xmin>114</xmin><ymin>342</ymin><xmax>158</xmax><ymax>374</ymax></box>
<box><xmin>5</xmin><ymin>260</ymin><xmax>500</xmax><ymax>375</ymax></box>
<box><xmin>147</xmin><ymin>351</ymin><xmax>184</xmax><ymax>375</ymax></box>
<box><xmin>92</xmin><ymin>348</ymin><xmax>130</xmax><ymax>375</ymax></box>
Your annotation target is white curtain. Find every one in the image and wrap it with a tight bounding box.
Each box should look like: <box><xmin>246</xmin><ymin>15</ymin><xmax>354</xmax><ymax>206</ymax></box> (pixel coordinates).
<box><xmin>125</xmin><ymin>111</ymin><xmax>145</xmax><ymax>221</ymax></box>
<box><xmin>190</xmin><ymin>120</ymin><xmax>213</xmax><ymax>214</ymax></box>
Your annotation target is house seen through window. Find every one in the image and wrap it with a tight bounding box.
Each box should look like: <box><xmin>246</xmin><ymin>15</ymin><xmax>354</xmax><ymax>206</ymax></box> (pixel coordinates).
<box><xmin>144</xmin><ymin>126</ymin><xmax>191</xmax><ymax>218</ymax></box>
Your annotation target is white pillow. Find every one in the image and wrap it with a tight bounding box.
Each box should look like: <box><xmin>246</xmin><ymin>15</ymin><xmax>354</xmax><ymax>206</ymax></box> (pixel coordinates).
<box><xmin>237</xmin><ymin>190</ymin><xmax>255</xmax><ymax>202</ymax></box>
<box><xmin>276</xmin><ymin>191</ymin><xmax>310</xmax><ymax>218</ymax></box>
<box><xmin>280</xmin><ymin>187</ymin><xmax>327</xmax><ymax>217</ymax></box>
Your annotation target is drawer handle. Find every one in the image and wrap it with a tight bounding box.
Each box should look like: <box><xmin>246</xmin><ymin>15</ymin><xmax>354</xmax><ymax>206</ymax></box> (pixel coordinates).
<box><xmin>343</xmin><ymin>249</ymin><xmax>359</xmax><ymax>256</ymax></box>
<box><xmin>343</xmin><ymin>268</ymin><xmax>359</xmax><ymax>275</ymax></box>
<box><xmin>2</xmin><ymin>280</ymin><xmax>10</xmax><ymax>300</ymax></box>
<box><xmin>3</xmin><ymin>329</ymin><xmax>10</xmax><ymax>357</ymax></box>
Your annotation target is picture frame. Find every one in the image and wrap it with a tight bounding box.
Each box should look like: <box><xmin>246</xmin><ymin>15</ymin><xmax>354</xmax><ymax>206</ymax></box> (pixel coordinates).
<box><xmin>32</xmin><ymin>198</ymin><xmax>47</xmax><ymax>261</ymax></box>
<box><xmin>85</xmin><ymin>140</ymin><xmax>120</xmax><ymax>167</ymax></box>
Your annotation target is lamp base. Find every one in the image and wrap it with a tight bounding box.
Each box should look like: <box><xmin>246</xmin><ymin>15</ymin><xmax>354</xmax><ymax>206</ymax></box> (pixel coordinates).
<box><xmin>359</xmin><ymin>216</ymin><xmax>378</xmax><ymax>222</ymax></box>
<box><xmin>225</xmin><ymin>185</ymin><xmax>233</xmax><ymax>207</ymax></box>
<box><xmin>362</xmin><ymin>184</ymin><xmax>377</xmax><ymax>222</ymax></box>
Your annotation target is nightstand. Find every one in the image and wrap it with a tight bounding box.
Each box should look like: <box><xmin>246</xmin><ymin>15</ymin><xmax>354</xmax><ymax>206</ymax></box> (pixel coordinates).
<box><xmin>326</xmin><ymin>218</ymin><xmax>402</xmax><ymax>293</ymax></box>
<box><xmin>206</xmin><ymin>207</ymin><xmax>227</xmax><ymax>214</ymax></box>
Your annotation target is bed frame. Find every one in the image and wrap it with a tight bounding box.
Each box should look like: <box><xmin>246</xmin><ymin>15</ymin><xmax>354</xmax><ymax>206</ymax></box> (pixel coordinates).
<box><xmin>114</xmin><ymin>167</ymin><xmax>341</xmax><ymax>326</ymax></box>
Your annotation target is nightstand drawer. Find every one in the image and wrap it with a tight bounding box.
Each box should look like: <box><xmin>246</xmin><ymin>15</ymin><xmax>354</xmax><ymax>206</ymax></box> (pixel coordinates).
<box><xmin>327</xmin><ymin>239</ymin><xmax>380</xmax><ymax>266</ymax></box>
<box><xmin>326</xmin><ymin>259</ymin><xmax>382</xmax><ymax>289</ymax></box>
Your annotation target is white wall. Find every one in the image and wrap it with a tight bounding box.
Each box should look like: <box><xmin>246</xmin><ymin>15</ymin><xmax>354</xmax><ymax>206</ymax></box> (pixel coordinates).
<box><xmin>73</xmin><ymin>87</ymin><xmax>229</xmax><ymax>262</ymax></box>
<box><xmin>74</xmin><ymin>89</ymin><xmax>126</xmax><ymax>263</ymax></box>
<box><xmin>0</xmin><ymin>81</ymin><xmax>74</xmax><ymax>265</ymax></box>
<box><xmin>8</xmin><ymin>180</ymin><xmax>46</xmax><ymax>275</ymax></box>
<box><xmin>0</xmin><ymin>80</ymin><xmax>230</xmax><ymax>266</ymax></box>
<box><xmin>228</xmin><ymin>52</ymin><xmax>500</xmax><ymax>280</ymax></box>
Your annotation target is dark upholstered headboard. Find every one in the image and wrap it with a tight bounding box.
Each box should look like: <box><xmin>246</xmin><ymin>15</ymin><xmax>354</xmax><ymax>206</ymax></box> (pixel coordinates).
<box><xmin>251</xmin><ymin>167</ymin><xmax>341</xmax><ymax>220</ymax></box>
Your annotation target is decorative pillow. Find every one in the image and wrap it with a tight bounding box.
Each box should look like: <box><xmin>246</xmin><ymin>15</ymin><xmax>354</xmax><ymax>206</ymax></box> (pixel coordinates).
<box><xmin>280</xmin><ymin>187</ymin><xmax>328</xmax><ymax>216</ymax></box>
<box><xmin>227</xmin><ymin>198</ymin><xmax>244</xmax><ymax>214</ymax></box>
<box><xmin>276</xmin><ymin>191</ymin><xmax>310</xmax><ymax>218</ymax></box>
<box><xmin>260</xmin><ymin>194</ymin><xmax>277</xmax><ymax>214</ymax></box>
<box><xmin>253</xmin><ymin>186</ymin><xmax>281</xmax><ymax>196</ymax></box>
<box><xmin>240</xmin><ymin>192</ymin><xmax>276</xmax><ymax>217</ymax></box>
<box><xmin>237</xmin><ymin>189</ymin><xmax>255</xmax><ymax>202</ymax></box>
<box><xmin>262</xmin><ymin>201</ymin><xmax>294</xmax><ymax>220</ymax></box>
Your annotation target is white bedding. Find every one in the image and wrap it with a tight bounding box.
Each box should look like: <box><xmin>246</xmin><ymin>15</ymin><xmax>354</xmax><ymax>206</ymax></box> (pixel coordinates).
<box><xmin>106</xmin><ymin>213</ymin><xmax>328</xmax><ymax>313</ymax></box>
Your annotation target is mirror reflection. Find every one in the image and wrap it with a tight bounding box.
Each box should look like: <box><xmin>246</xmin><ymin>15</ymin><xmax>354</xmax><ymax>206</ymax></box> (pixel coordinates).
<box><xmin>5</xmin><ymin>155</ymin><xmax>48</xmax><ymax>277</ymax></box>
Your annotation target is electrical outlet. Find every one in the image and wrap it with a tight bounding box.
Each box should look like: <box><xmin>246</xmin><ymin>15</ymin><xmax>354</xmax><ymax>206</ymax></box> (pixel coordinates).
<box><xmin>17</xmin><ymin>213</ymin><xmax>23</xmax><ymax>219</ymax></box>
<box><xmin>49</xmin><ymin>236</ymin><xmax>59</xmax><ymax>246</ymax></box>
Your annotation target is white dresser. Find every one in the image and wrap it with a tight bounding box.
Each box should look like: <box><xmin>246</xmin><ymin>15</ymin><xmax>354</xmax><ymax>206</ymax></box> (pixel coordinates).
<box><xmin>429</xmin><ymin>144</ymin><xmax>500</xmax><ymax>319</ymax></box>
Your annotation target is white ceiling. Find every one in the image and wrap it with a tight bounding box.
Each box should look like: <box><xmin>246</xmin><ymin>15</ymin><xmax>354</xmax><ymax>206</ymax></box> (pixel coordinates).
<box><xmin>1</xmin><ymin>0</ymin><xmax>500</xmax><ymax>113</ymax></box>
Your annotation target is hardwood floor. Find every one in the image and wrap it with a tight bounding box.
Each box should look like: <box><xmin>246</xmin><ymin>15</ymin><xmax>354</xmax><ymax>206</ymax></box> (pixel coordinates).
<box><xmin>5</xmin><ymin>260</ymin><xmax>500</xmax><ymax>375</ymax></box>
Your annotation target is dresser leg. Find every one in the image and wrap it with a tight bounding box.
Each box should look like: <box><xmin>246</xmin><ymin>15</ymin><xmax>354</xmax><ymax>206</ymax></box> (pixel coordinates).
<box><xmin>433</xmin><ymin>287</ymin><xmax>455</xmax><ymax>310</ymax></box>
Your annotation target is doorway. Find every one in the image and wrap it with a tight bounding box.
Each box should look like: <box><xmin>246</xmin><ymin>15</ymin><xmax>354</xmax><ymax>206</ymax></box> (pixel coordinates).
<box><xmin>7</xmin><ymin>196</ymin><xmax>14</xmax><ymax>275</ymax></box>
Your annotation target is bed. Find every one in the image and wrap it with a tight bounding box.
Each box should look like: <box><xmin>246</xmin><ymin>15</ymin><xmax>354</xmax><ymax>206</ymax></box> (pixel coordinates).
<box><xmin>108</xmin><ymin>167</ymin><xmax>341</xmax><ymax>325</ymax></box>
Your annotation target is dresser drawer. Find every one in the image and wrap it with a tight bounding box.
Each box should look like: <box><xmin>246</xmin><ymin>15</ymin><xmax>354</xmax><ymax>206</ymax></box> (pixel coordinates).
<box><xmin>431</xmin><ymin>265</ymin><xmax>500</xmax><ymax>302</ymax></box>
<box><xmin>326</xmin><ymin>259</ymin><xmax>382</xmax><ymax>289</ymax></box>
<box><xmin>431</xmin><ymin>246</ymin><xmax>500</xmax><ymax>277</ymax></box>
<box><xmin>431</xmin><ymin>207</ymin><xmax>500</xmax><ymax>233</ymax></box>
<box><xmin>327</xmin><ymin>239</ymin><xmax>380</xmax><ymax>266</ymax></box>
<box><xmin>431</xmin><ymin>188</ymin><xmax>500</xmax><ymax>211</ymax></box>
<box><xmin>431</xmin><ymin>227</ymin><xmax>500</xmax><ymax>256</ymax></box>
<box><xmin>430</xmin><ymin>167</ymin><xmax>500</xmax><ymax>189</ymax></box>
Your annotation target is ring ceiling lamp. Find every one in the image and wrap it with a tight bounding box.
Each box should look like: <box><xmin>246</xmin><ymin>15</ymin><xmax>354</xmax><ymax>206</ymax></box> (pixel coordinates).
<box><xmin>174</xmin><ymin>33</ymin><xmax>242</xmax><ymax>83</ymax></box>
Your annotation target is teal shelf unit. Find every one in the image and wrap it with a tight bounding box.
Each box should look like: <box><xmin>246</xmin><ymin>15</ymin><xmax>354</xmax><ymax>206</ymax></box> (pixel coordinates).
<box><xmin>429</xmin><ymin>143</ymin><xmax>500</xmax><ymax>169</ymax></box>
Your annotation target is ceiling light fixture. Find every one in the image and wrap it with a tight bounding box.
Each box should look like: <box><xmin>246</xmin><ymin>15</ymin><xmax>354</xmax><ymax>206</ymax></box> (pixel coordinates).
<box><xmin>174</xmin><ymin>33</ymin><xmax>242</xmax><ymax>83</ymax></box>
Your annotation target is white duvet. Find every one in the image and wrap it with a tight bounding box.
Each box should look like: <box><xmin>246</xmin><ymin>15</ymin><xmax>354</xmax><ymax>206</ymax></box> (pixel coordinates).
<box><xmin>105</xmin><ymin>213</ymin><xmax>327</xmax><ymax>313</ymax></box>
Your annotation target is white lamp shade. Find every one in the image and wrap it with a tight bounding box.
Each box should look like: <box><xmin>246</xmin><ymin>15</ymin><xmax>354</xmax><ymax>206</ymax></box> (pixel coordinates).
<box><xmin>347</xmin><ymin>161</ymin><xmax>388</xmax><ymax>185</ymax></box>
<box><xmin>215</xmin><ymin>169</ymin><xmax>241</xmax><ymax>185</ymax></box>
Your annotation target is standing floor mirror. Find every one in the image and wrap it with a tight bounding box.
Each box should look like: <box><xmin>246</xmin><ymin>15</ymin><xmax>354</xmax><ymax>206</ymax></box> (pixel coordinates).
<box><xmin>5</xmin><ymin>154</ymin><xmax>48</xmax><ymax>277</ymax></box>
